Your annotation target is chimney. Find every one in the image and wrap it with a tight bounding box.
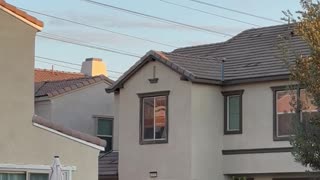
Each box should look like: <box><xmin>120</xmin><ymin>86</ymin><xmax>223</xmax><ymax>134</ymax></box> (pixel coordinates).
<box><xmin>81</xmin><ymin>58</ymin><xmax>108</xmax><ymax>77</ymax></box>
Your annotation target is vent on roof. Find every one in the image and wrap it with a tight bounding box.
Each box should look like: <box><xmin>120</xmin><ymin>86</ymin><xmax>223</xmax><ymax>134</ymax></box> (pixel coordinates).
<box><xmin>244</xmin><ymin>62</ymin><xmax>261</xmax><ymax>67</ymax></box>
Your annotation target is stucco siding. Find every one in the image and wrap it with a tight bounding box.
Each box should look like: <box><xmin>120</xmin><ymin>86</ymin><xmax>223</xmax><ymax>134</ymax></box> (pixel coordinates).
<box><xmin>223</xmin><ymin>152</ymin><xmax>308</xmax><ymax>175</ymax></box>
<box><xmin>35</xmin><ymin>100</ymin><xmax>52</xmax><ymax>120</ymax></box>
<box><xmin>49</xmin><ymin>82</ymin><xmax>114</xmax><ymax>141</ymax></box>
<box><xmin>222</xmin><ymin>80</ymin><xmax>293</xmax><ymax>150</ymax></box>
<box><xmin>191</xmin><ymin>84</ymin><xmax>226</xmax><ymax>180</ymax></box>
<box><xmin>0</xmin><ymin>9</ymin><xmax>100</xmax><ymax>180</ymax></box>
<box><xmin>118</xmin><ymin>61</ymin><xmax>192</xmax><ymax>180</ymax></box>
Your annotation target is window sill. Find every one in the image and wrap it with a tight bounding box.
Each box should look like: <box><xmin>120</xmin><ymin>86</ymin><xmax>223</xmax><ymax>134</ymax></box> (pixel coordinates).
<box><xmin>273</xmin><ymin>136</ymin><xmax>290</xmax><ymax>141</ymax></box>
<box><xmin>140</xmin><ymin>139</ymin><xmax>168</xmax><ymax>145</ymax></box>
<box><xmin>224</xmin><ymin>130</ymin><xmax>242</xmax><ymax>135</ymax></box>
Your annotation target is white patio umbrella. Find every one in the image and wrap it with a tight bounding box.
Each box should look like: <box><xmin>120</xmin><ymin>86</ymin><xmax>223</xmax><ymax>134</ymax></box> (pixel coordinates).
<box><xmin>49</xmin><ymin>156</ymin><xmax>64</xmax><ymax>180</ymax></box>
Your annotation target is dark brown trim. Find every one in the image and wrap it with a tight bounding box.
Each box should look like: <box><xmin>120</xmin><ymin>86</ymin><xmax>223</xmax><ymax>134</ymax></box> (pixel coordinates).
<box><xmin>221</xmin><ymin>90</ymin><xmax>244</xmax><ymax>135</ymax></box>
<box><xmin>222</xmin><ymin>74</ymin><xmax>290</xmax><ymax>86</ymax></box>
<box><xmin>138</xmin><ymin>91</ymin><xmax>170</xmax><ymax>145</ymax></box>
<box><xmin>226</xmin><ymin>172</ymin><xmax>320</xmax><ymax>177</ymax></box>
<box><xmin>271</xmin><ymin>85</ymin><xmax>300</xmax><ymax>141</ymax></box>
<box><xmin>222</xmin><ymin>147</ymin><xmax>292</xmax><ymax>155</ymax></box>
<box><xmin>148</xmin><ymin>78</ymin><xmax>159</xmax><ymax>84</ymax></box>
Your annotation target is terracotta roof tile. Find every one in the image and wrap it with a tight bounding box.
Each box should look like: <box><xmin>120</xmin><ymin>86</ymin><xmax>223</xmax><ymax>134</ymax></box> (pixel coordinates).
<box><xmin>0</xmin><ymin>0</ymin><xmax>44</xmax><ymax>28</ymax></box>
<box><xmin>35</xmin><ymin>75</ymin><xmax>114</xmax><ymax>98</ymax></box>
<box><xmin>35</xmin><ymin>69</ymin><xmax>85</xmax><ymax>82</ymax></box>
<box><xmin>33</xmin><ymin>115</ymin><xmax>106</xmax><ymax>147</ymax></box>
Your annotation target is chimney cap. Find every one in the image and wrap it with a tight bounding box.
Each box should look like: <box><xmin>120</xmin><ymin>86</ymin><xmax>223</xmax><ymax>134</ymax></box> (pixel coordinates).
<box><xmin>85</xmin><ymin>58</ymin><xmax>102</xmax><ymax>62</ymax></box>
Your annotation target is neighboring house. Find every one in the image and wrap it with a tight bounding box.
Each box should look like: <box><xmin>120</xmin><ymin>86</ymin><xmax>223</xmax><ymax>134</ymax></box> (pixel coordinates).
<box><xmin>0</xmin><ymin>1</ymin><xmax>105</xmax><ymax>180</ymax></box>
<box><xmin>34</xmin><ymin>59</ymin><xmax>118</xmax><ymax>179</ymax></box>
<box><xmin>106</xmin><ymin>24</ymin><xmax>319</xmax><ymax>180</ymax></box>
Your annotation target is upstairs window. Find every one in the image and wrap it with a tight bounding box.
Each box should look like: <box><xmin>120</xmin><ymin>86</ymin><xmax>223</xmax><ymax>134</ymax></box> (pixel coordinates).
<box><xmin>222</xmin><ymin>90</ymin><xmax>244</xmax><ymax>134</ymax></box>
<box><xmin>97</xmin><ymin>117</ymin><xmax>113</xmax><ymax>152</ymax></box>
<box><xmin>272</xmin><ymin>86</ymin><xmax>320</xmax><ymax>141</ymax></box>
<box><xmin>138</xmin><ymin>91</ymin><xmax>170</xmax><ymax>144</ymax></box>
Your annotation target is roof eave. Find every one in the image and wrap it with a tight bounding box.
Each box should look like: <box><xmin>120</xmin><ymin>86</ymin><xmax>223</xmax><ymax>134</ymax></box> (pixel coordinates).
<box><xmin>222</xmin><ymin>74</ymin><xmax>290</xmax><ymax>86</ymax></box>
<box><xmin>0</xmin><ymin>5</ymin><xmax>43</xmax><ymax>31</ymax></box>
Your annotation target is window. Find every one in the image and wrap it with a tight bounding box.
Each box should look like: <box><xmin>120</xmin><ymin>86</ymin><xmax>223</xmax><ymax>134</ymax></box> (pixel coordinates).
<box><xmin>272</xmin><ymin>86</ymin><xmax>320</xmax><ymax>141</ymax></box>
<box><xmin>138</xmin><ymin>91</ymin><xmax>169</xmax><ymax>144</ymax></box>
<box><xmin>222</xmin><ymin>90</ymin><xmax>244</xmax><ymax>134</ymax></box>
<box><xmin>0</xmin><ymin>172</ymin><xmax>49</xmax><ymax>180</ymax></box>
<box><xmin>0</xmin><ymin>173</ymin><xmax>26</xmax><ymax>180</ymax></box>
<box><xmin>30</xmin><ymin>173</ymin><xmax>49</xmax><ymax>180</ymax></box>
<box><xmin>96</xmin><ymin>117</ymin><xmax>113</xmax><ymax>152</ymax></box>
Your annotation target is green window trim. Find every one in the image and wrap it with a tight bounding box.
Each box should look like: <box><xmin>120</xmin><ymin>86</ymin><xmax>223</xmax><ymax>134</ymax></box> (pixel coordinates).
<box><xmin>96</xmin><ymin>117</ymin><xmax>114</xmax><ymax>152</ymax></box>
<box><xmin>222</xmin><ymin>90</ymin><xmax>244</xmax><ymax>135</ymax></box>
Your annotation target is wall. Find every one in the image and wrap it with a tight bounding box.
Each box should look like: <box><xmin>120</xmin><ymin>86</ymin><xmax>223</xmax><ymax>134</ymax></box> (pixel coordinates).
<box><xmin>49</xmin><ymin>82</ymin><xmax>115</xmax><ymax>148</ymax></box>
<box><xmin>35</xmin><ymin>100</ymin><xmax>52</xmax><ymax>120</ymax></box>
<box><xmin>222</xmin><ymin>80</ymin><xmax>309</xmax><ymax>175</ymax></box>
<box><xmin>0</xmin><ymin>9</ymin><xmax>100</xmax><ymax>180</ymax></box>
<box><xmin>222</xmin><ymin>80</ymin><xmax>293</xmax><ymax>150</ymax></box>
<box><xmin>118</xmin><ymin>61</ymin><xmax>193</xmax><ymax>180</ymax></box>
<box><xmin>191</xmin><ymin>84</ymin><xmax>226</xmax><ymax>180</ymax></box>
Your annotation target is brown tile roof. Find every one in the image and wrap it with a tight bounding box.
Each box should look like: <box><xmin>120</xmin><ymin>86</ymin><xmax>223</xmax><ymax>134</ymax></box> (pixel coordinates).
<box><xmin>0</xmin><ymin>0</ymin><xmax>44</xmax><ymax>28</ymax></box>
<box><xmin>33</xmin><ymin>114</ymin><xmax>106</xmax><ymax>147</ymax></box>
<box><xmin>99</xmin><ymin>152</ymin><xmax>118</xmax><ymax>176</ymax></box>
<box><xmin>35</xmin><ymin>69</ymin><xmax>85</xmax><ymax>82</ymax></box>
<box><xmin>35</xmin><ymin>75</ymin><xmax>114</xmax><ymax>98</ymax></box>
<box><xmin>106</xmin><ymin>24</ymin><xmax>311</xmax><ymax>92</ymax></box>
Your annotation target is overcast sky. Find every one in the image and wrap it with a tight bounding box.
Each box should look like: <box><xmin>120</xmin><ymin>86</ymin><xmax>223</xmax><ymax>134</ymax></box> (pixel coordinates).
<box><xmin>7</xmin><ymin>0</ymin><xmax>301</xmax><ymax>79</ymax></box>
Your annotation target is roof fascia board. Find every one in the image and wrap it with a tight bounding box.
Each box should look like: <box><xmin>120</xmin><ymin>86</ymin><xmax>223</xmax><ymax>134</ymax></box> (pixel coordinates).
<box><xmin>222</xmin><ymin>74</ymin><xmax>290</xmax><ymax>86</ymax></box>
<box><xmin>0</xmin><ymin>6</ymin><xmax>42</xmax><ymax>31</ymax></box>
<box><xmin>33</xmin><ymin>122</ymin><xmax>105</xmax><ymax>151</ymax></box>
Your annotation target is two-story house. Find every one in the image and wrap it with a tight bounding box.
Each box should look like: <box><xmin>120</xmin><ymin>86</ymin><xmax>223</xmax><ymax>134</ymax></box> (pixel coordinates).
<box><xmin>0</xmin><ymin>1</ymin><xmax>105</xmax><ymax>179</ymax></box>
<box><xmin>106</xmin><ymin>24</ymin><xmax>318</xmax><ymax>180</ymax></box>
<box><xmin>34</xmin><ymin>59</ymin><xmax>118</xmax><ymax>179</ymax></box>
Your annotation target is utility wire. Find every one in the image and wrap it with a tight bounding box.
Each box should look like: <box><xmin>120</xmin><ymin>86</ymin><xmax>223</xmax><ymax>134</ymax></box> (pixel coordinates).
<box><xmin>35</xmin><ymin>56</ymin><xmax>124</xmax><ymax>74</ymax></box>
<box><xmin>35</xmin><ymin>59</ymin><xmax>81</xmax><ymax>71</ymax></box>
<box><xmin>20</xmin><ymin>8</ymin><xmax>177</xmax><ymax>48</ymax></box>
<box><xmin>37</xmin><ymin>33</ymin><xmax>142</xmax><ymax>58</ymax></box>
<box><xmin>35</xmin><ymin>60</ymin><xmax>120</xmax><ymax>79</ymax></box>
<box><xmin>159</xmin><ymin>0</ymin><xmax>260</xmax><ymax>27</ymax></box>
<box><xmin>188</xmin><ymin>0</ymin><xmax>283</xmax><ymax>24</ymax></box>
<box><xmin>79</xmin><ymin>0</ymin><xmax>233</xmax><ymax>37</ymax></box>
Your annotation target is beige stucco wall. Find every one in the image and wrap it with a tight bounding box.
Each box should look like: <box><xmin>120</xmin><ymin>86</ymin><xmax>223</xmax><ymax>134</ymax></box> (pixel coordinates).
<box><xmin>48</xmin><ymin>82</ymin><xmax>115</xmax><ymax>149</ymax></box>
<box><xmin>117</xmin><ymin>60</ymin><xmax>192</xmax><ymax>180</ymax></box>
<box><xmin>222</xmin><ymin>80</ymin><xmax>293</xmax><ymax>150</ymax></box>
<box><xmin>0</xmin><ymin>9</ymin><xmax>100</xmax><ymax>180</ymax></box>
<box><xmin>191</xmin><ymin>84</ymin><xmax>227</xmax><ymax>180</ymax></box>
<box><xmin>222</xmin><ymin>80</ymin><xmax>310</xmax><ymax>175</ymax></box>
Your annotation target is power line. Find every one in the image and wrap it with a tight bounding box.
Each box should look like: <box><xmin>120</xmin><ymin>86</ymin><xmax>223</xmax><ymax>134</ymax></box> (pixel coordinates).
<box><xmin>35</xmin><ymin>60</ymin><xmax>120</xmax><ymax>79</ymax></box>
<box><xmin>35</xmin><ymin>59</ymin><xmax>81</xmax><ymax>71</ymax></box>
<box><xmin>35</xmin><ymin>56</ymin><xmax>124</xmax><ymax>74</ymax></box>
<box><xmin>159</xmin><ymin>0</ymin><xmax>260</xmax><ymax>27</ymax></box>
<box><xmin>37</xmin><ymin>33</ymin><xmax>142</xmax><ymax>58</ymax></box>
<box><xmin>79</xmin><ymin>0</ymin><xmax>233</xmax><ymax>37</ymax></box>
<box><xmin>188</xmin><ymin>0</ymin><xmax>283</xmax><ymax>23</ymax></box>
<box><xmin>20</xmin><ymin>8</ymin><xmax>177</xmax><ymax>48</ymax></box>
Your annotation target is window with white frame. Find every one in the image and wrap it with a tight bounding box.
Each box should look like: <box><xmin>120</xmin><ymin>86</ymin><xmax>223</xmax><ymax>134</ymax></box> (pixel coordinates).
<box><xmin>0</xmin><ymin>172</ymin><xmax>60</xmax><ymax>180</ymax></box>
<box><xmin>273</xmin><ymin>86</ymin><xmax>320</xmax><ymax>140</ymax></box>
<box><xmin>96</xmin><ymin>117</ymin><xmax>113</xmax><ymax>152</ymax></box>
<box><xmin>138</xmin><ymin>91</ymin><xmax>169</xmax><ymax>144</ymax></box>
<box><xmin>0</xmin><ymin>164</ymin><xmax>71</xmax><ymax>180</ymax></box>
